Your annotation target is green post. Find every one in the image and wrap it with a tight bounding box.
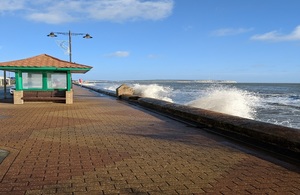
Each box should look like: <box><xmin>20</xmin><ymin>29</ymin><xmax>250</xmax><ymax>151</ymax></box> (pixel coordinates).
<box><xmin>67</xmin><ymin>71</ymin><xmax>72</xmax><ymax>91</ymax></box>
<box><xmin>43</xmin><ymin>73</ymin><xmax>48</xmax><ymax>90</ymax></box>
<box><xmin>15</xmin><ymin>71</ymin><xmax>23</xmax><ymax>90</ymax></box>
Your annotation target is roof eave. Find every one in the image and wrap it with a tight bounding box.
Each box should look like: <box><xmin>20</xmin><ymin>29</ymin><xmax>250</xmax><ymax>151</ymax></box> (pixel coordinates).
<box><xmin>0</xmin><ymin>66</ymin><xmax>92</xmax><ymax>74</ymax></box>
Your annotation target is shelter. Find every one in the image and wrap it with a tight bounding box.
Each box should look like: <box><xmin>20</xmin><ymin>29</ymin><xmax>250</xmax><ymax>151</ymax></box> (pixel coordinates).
<box><xmin>0</xmin><ymin>54</ymin><xmax>92</xmax><ymax>104</ymax></box>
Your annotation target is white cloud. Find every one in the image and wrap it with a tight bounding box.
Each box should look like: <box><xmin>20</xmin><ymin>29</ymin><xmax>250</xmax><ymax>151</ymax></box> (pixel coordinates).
<box><xmin>251</xmin><ymin>25</ymin><xmax>300</xmax><ymax>41</ymax></box>
<box><xmin>1</xmin><ymin>0</ymin><xmax>174</xmax><ymax>24</ymax></box>
<box><xmin>0</xmin><ymin>0</ymin><xmax>25</xmax><ymax>12</ymax></box>
<box><xmin>27</xmin><ymin>12</ymin><xmax>76</xmax><ymax>24</ymax></box>
<box><xmin>106</xmin><ymin>51</ymin><xmax>130</xmax><ymax>58</ymax></box>
<box><xmin>211</xmin><ymin>28</ymin><xmax>253</xmax><ymax>36</ymax></box>
<box><xmin>183</xmin><ymin>25</ymin><xmax>193</xmax><ymax>32</ymax></box>
<box><xmin>88</xmin><ymin>0</ymin><xmax>174</xmax><ymax>22</ymax></box>
<box><xmin>147</xmin><ymin>54</ymin><xmax>159</xmax><ymax>59</ymax></box>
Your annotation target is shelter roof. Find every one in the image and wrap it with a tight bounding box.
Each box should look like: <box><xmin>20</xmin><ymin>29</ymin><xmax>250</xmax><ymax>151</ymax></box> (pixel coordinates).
<box><xmin>0</xmin><ymin>54</ymin><xmax>92</xmax><ymax>73</ymax></box>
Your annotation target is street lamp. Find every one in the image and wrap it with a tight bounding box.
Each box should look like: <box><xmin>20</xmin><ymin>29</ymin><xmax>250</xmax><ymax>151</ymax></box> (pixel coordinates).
<box><xmin>47</xmin><ymin>30</ymin><xmax>92</xmax><ymax>62</ymax></box>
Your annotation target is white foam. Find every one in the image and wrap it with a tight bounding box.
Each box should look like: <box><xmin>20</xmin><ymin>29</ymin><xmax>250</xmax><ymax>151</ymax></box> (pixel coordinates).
<box><xmin>132</xmin><ymin>84</ymin><xmax>173</xmax><ymax>102</ymax></box>
<box><xmin>186</xmin><ymin>85</ymin><xmax>260</xmax><ymax>119</ymax></box>
<box><xmin>104</xmin><ymin>84</ymin><xmax>120</xmax><ymax>91</ymax></box>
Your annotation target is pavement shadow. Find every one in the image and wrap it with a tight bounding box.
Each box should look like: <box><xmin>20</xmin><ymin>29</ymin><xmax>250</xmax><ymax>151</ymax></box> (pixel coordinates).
<box><xmin>0</xmin><ymin>98</ymin><xmax>13</xmax><ymax>104</ymax></box>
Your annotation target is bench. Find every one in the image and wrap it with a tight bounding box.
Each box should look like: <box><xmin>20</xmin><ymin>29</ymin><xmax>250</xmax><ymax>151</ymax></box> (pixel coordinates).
<box><xmin>22</xmin><ymin>90</ymin><xmax>66</xmax><ymax>102</ymax></box>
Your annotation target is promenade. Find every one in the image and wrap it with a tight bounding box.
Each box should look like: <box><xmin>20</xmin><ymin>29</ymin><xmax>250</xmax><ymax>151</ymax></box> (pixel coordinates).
<box><xmin>0</xmin><ymin>85</ymin><xmax>299</xmax><ymax>195</ymax></box>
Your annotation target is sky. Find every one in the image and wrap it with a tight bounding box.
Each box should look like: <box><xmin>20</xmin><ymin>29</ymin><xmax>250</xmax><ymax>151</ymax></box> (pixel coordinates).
<box><xmin>0</xmin><ymin>0</ymin><xmax>300</xmax><ymax>83</ymax></box>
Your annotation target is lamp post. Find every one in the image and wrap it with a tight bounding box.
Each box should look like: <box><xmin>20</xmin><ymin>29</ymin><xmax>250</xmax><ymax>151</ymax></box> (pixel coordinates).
<box><xmin>47</xmin><ymin>30</ymin><xmax>92</xmax><ymax>62</ymax></box>
<box><xmin>4</xmin><ymin>70</ymin><xmax>6</xmax><ymax>99</ymax></box>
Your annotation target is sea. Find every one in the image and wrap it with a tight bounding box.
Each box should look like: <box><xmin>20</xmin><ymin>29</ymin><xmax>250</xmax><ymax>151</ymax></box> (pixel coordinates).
<box><xmin>86</xmin><ymin>80</ymin><xmax>300</xmax><ymax>130</ymax></box>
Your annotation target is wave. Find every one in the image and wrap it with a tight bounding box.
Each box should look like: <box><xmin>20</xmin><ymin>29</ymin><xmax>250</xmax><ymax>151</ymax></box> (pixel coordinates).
<box><xmin>104</xmin><ymin>84</ymin><xmax>120</xmax><ymax>91</ymax></box>
<box><xmin>186</xmin><ymin>85</ymin><xmax>260</xmax><ymax>119</ymax></box>
<box><xmin>267</xmin><ymin>102</ymin><xmax>300</xmax><ymax>110</ymax></box>
<box><xmin>132</xmin><ymin>84</ymin><xmax>173</xmax><ymax>102</ymax></box>
<box><xmin>128</xmin><ymin>83</ymin><xmax>261</xmax><ymax>119</ymax></box>
<box><xmin>96</xmin><ymin>82</ymin><xmax>260</xmax><ymax>119</ymax></box>
<box><xmin>92</xmin><ymin>81</ymin><xmax>299</xmax><ymax>129</ymax></box>
<box><xmin>289</xmin><ymin>95</ymin><xmax>300</xmax><ymax>100</ymax></box>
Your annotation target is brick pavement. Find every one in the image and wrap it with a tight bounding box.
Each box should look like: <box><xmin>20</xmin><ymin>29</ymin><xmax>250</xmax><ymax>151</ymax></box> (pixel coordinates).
<box><xmin>0</xmin><ymin>85</ymin><xmax>299</xmax><ymax>195</ymax></box>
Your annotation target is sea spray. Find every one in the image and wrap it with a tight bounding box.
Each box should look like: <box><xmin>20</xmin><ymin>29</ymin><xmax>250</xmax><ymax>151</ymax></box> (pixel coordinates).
<box><xmin>93</xmin><ymin>81</ymin><xmax>299</xmax><ymax>129</ymax></box>
<box><xmin>187</xmin><ymin>85</ymin><xmax>260</xmax><ymax>119</ymax></box>
<box><xmin>132</xmin><ymin>84</ymin><xmax>173</xmax><ymax>102</ymax></box>
<box><xmin>105</xmin><ymin>84</ymin><xmax>120</xmax><ymax>91</ymax></box>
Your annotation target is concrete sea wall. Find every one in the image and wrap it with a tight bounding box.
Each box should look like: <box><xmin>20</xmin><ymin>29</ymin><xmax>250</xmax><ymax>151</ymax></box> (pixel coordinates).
<box><xmin>79</xmin><ymin>84</ymin><xmax>300</xmax><ymax>160</ymax></box>
<box><xmin>137</xmin><ymin>97</ymin><xmax>300</xmax><ymax>158</ymax></box>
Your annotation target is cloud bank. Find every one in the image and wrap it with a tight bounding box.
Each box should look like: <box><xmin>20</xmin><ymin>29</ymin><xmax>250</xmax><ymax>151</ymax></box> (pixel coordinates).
<box><xmin>0</xmin><ymin>0</ymin><xmax>174</xmax><ymax>24</ymax></box>
<box><xmin>251</xmin><ymin>25</ymin><xmax>300</xmax><ymax>41</ymax></box>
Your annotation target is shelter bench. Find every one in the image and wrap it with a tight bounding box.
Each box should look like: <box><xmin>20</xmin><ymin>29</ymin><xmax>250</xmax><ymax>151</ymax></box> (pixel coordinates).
<box><xmin>22</xmin><ymin>90</ymin><xmax>66</xmax><ymax>102</ymax></box>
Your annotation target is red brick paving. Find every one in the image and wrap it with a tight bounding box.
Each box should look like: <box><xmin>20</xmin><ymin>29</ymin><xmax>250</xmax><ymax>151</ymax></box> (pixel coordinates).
<box><xmin>0</xmin><ymin>85</ymin><xmax>299</xmax><ymax>195</ymax></box>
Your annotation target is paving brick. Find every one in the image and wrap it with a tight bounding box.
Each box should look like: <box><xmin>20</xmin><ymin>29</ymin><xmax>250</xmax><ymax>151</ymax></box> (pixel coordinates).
<box><xmin>0</xmin><ymin>85</ymin><xmax>299</xmax><ymax>194</ymax></box>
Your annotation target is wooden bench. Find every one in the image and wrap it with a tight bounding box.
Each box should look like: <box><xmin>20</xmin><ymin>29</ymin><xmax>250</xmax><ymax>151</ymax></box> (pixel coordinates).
<box><xmin>22</xmin><ymin>90</ymin><xmax>66</xmax><ymax>102</ymax></box>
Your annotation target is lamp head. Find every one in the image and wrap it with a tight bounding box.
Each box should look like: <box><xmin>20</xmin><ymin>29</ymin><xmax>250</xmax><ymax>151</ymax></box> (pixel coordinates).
<box><xmin>47</xmin><ymin>32</ymin><xmax>57</xmax><ymax>37</ymax></box>
<box><xmin>83</xmin><ymin>34</ymin><xmax>93</xmax><ymax>39</ymax></box>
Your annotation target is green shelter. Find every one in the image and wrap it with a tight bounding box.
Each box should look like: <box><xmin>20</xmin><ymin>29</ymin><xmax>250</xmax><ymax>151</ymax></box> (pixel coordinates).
<box><xmin>0</xmin><ymin>54</ymin><xmax>92</xmax><ymax>104</ymax></box>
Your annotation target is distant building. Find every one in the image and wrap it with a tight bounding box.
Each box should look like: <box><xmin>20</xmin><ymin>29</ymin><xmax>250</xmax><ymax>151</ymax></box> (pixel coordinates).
<box><xmin>0</xmin><ymin>76</ymin><xmax>11</xmax><ymax>86</ymax></box>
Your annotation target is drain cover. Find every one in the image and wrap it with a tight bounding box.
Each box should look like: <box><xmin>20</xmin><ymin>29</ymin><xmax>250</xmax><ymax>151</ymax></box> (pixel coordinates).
<box><xmin>0</xmin><ymin>149</ymin><xmax>9</xmax><ymax>164</ymax></box>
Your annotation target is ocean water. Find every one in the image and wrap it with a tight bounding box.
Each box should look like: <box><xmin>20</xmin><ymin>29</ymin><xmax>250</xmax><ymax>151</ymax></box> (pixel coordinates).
<box><xmin>89</xmin><ymin>80</ymin><xmax>300</xmax><ymax>130</ymax></box>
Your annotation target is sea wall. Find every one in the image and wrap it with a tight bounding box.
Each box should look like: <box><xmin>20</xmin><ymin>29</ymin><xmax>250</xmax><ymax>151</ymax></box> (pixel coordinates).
<box><xmin>81</xmin><ymin>85</ymin><xmax>117</xmax><ymax>97</ymax></box>
<box><xmin>137</xmin><ymin>97</ymin><xmax>300</xmax><ymax>157</ymax></box>
<box><xmin>78</xmin><ymin>84</ymin><xmax>300</xmax><ymax>159</ymax></box>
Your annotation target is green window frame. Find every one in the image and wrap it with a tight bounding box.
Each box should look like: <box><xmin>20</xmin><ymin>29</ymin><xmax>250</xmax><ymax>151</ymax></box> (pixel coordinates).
<box><xmin>47</xmin><ymin>73</ymin><xmax>67</xmax><ymax>89</ymax></box>
<box><xmin>22</xmin><ymin>72</ymin><xmax>43</xmax><ymax>90</ymax></box>
<box><xmin>17</xmin><ymin>71</ymin><xmax>69</xmax><ymax>91</ymax></box>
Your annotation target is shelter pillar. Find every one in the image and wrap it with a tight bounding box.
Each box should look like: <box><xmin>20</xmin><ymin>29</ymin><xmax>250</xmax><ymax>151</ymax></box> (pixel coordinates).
<box><xmin>66</xmin><ymin>90</ymin><xmax>73</xmax><ymax>104</ymax></box>
<box><xmin>14</xmin><ymin>91</ymin><xmax>24</xmax><ymax>104</ymax></box>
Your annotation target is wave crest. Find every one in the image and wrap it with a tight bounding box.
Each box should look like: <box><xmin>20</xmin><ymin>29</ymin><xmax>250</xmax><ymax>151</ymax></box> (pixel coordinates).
<box><xmin>187</xmin><ymin>85</ymin><xmax>260</xmax><ymax>119</ymax></box>
<box><xmin>132</xmin><ymin>84</ymin><xmax>173</xmax><ymax>102</ymax></box>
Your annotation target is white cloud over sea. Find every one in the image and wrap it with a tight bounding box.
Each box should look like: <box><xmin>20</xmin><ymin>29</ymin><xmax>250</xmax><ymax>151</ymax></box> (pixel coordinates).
<box><xmin>211</xmin><ymin>28</ymin><xmax>253</xmax><ymax>36</ymax></box>
<box><xmin>251</xmin><ymin>25</ymin><xmax>300</xmax><ymax>41</ymax></box>
<box><xmin>105</xmin><ymin>51</ymin><xmax>130</xmax><ymax>58</ymax></box>
<box><xmin>0</xmin><ymin>0</ymin><xmax>174</xmax><ymax>24</ymax></box>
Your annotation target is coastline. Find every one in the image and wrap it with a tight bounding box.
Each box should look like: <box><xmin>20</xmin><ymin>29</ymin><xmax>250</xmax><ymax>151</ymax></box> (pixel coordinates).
<box><xmin>1</xmin><ymin>84</ymin><xmax>299</xmax><ymax>194</ymax></box>
<box><xmin>79</xmin><ymin>83</ymin><xmax>300</xmax><ymax>162</ymax></box>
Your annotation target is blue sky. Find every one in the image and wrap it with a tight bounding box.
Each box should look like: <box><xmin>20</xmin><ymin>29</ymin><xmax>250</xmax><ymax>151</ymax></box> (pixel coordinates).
<box><xmin>1</xmin><ymin>0</ymin><xmax>300</xmax><ymax>83</ymax></box>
